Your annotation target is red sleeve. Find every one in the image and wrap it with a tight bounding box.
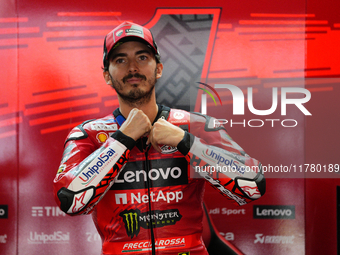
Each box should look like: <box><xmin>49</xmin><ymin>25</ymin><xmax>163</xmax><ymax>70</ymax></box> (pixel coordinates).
<box><xmin>53</xmin><ymin>122</ymin><xmax>135</xmax><ymax>215</ymax></box>
<box><xmin>177</xmin><ymin>112</ymin><xmax>265</xmax><ymax>206</ymax></box>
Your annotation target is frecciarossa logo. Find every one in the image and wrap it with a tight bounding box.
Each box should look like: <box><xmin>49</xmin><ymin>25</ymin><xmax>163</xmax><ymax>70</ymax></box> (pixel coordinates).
<box><xmin>203</xmin><ymin>149</ymin><xmax>245</xmax><ymax>174</ymax></box>
<box><xmin>111</xmin><ymin>158</ymin><xmax>188</xmax><ymax>190</ymax></box>
<box><xmin>79</xmin><ymin>148</ymin><xmax>116</xmax><ymax>185</ymax></box>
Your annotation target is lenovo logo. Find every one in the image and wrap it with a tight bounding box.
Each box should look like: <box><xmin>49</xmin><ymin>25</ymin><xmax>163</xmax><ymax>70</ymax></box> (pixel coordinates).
<box><xmin>253</xmin><ymin>205</ymin><xmax>295</xmax><ymax>219</ymax></box>
<box><xmin>111</xmin><ymin>158</ymin><xmax>188</xmax><ymax>190</ymax></box>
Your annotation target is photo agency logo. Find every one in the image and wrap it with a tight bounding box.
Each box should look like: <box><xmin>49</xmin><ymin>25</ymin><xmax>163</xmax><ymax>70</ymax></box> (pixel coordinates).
<box><xmin>197</xmin><ymin>82</ymin><xmax>223</xmax><ymax>113</ymax></box>
<box><xmin>198</xmin><ymin>83</ymin><xmax>311</xmax><ymax>128</ymax></box>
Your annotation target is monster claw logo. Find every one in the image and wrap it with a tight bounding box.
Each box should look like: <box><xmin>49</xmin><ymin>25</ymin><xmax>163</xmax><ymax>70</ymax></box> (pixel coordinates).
<box><xmin>197</xmin><ymin>82</ymin><xmax>222</xmax><ymax>107</ymax></box>
<box><xmin>119</xmin><ymin>208</ymin><xmax>182</xmax><ymax>238</ymax></box>
<box><xmin>120</xmin><ymin>209</ymin><xmax>140</xmax><ymax>238</ymax></box>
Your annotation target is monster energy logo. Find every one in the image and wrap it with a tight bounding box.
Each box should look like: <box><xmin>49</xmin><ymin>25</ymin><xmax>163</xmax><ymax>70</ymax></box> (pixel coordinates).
<box><xmin>119</xmin><ymin>208</ymin><xmax>182</xmax><ymax>238</ymax></box>
<box><xmin>120</xmin><ymin>210</ymin><xmax>140</xmax><ymax>238</ymax></box>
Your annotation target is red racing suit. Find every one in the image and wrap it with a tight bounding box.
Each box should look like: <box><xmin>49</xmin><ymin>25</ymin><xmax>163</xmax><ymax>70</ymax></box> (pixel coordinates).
<box><xmin>53</xmin><ymin>104</ymin><xmax>265</xmax><ymax>255</ymax></box>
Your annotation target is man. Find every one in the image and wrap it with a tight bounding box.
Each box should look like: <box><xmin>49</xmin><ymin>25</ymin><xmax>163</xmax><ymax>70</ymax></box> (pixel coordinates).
<box><xmin>53</xmin><ymin>21</ymin><xmax>265</xmax><ymax>255</ymax></box>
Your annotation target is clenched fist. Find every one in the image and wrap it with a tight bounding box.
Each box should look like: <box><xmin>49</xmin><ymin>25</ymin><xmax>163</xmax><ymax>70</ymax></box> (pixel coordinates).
<box><xmin>147</xmin><ymin>118</ymin><xmax>185</xmax><ymax>152</ymax></box>
<box><xmin>119</xmin><ymin>108</ymin><xmax>152</xmax><ymax>141</ymax></box>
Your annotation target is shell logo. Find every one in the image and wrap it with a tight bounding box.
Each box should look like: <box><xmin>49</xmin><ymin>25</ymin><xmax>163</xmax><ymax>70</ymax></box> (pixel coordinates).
<box><xmin>96</xmin><ymin>132</ymin><xmax>108</xmax><ymax>143</ymax></box>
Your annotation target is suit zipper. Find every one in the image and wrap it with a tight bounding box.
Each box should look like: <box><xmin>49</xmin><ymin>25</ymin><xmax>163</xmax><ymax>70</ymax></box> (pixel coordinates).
<box><xmin>144</xmin><ymin>145</ymin><xmax>156</xmax><ymax>255</ymax></box>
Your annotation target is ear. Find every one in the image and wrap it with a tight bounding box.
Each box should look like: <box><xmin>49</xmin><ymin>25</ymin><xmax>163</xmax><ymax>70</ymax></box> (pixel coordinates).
<box><xmin>103</xmin><ymin>71</ymin><xmax>112</xmax><ymax>85</ymax></box>
<box><xmin>156</xmin><ymin>63</ymin><xmax>163</xmax><ymax>79</ymax></box>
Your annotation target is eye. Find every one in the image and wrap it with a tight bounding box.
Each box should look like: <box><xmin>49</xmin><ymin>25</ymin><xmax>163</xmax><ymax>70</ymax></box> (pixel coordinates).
<box><xmin>138</xmin><ymin>55</ymin><xmax>148</xmax><ymax>61</ymax></box>
<box><xmin>115</xmin><ymin>58</ymin><xmax>126</xmax><ymax>64</ymax></box>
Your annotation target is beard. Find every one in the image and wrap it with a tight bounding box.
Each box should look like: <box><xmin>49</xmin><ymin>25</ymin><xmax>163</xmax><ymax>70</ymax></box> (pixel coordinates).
<box><xmin>110</xmin><ymin>69</ymin><xmax>157</xmax><ymax>107</ymax></box>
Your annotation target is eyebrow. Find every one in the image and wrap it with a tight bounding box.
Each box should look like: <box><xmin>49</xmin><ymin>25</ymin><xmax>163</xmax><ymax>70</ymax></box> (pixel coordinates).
<box><xmin>110</xmin><ymin>49</ymin><xmax>153</xmax><ymax>61</ymax></box>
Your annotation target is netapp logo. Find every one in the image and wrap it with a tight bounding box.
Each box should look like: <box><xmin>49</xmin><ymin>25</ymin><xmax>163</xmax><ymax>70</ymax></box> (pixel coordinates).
<box><xmin>115</xmin><ymin>190</ymin><xmax>183</xmax><ymax>205</ymax></box>
<box><xmin>111</xmin><ymin>158</ymin><xmax>188</xmax><ymax>190</ymax></box>
<box><xmin>253</xmin><ymin>205</ymin><xmax>295</xmax><ymax>219</ymax></box>
<box><xmin>0</xmin><ymin>205</ymin><xmax>8</xmax><ymax>219</ymax></box>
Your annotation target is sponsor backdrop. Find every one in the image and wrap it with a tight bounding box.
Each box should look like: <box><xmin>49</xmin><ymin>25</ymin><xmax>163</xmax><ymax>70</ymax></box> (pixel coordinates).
<box><xmin>0</xmin><ymin>0</ymin><xmax>339</xmax><ymax>254</ymax></box>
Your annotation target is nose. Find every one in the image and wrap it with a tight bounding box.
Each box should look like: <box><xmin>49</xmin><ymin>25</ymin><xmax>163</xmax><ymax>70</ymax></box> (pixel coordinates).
<box><xmin>128</xmin><ymin>59</ymin><xmax>139</xmax><ymax>73</ymax></box>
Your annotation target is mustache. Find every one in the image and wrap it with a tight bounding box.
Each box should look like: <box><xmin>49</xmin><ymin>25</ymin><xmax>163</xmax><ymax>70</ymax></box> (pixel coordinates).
<box><xmin>122</xmin><ymin>73</ymin><xmax>147</xmax><ymax>83</ymax></box>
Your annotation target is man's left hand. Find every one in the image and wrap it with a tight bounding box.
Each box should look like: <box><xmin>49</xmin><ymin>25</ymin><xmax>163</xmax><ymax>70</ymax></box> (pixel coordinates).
<box><xmin>147</xmin><ymin>118</ymin><xmax>185</xmax><ymax>153</ymax></box>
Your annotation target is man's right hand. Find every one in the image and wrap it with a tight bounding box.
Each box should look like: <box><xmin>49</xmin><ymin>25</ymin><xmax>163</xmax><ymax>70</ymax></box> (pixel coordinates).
<box><xmin>119</xmin><ymin>108</ymin><xmax>152</xmax><ymax>141</ymax></box>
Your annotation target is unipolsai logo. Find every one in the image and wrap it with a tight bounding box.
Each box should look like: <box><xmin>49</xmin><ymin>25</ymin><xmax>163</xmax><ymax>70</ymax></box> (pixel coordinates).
<box><xmin>27</xmin><ymin>231</ymin><xmax>70</xmax><ymax>244</ymax></box>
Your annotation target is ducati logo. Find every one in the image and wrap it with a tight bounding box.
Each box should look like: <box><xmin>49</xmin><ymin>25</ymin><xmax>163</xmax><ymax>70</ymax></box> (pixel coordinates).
<box><xmin>159</xmin><ymin>144</ymin><xmax>178</xmax><ymax>154</ymax></box>
<box><xmin>116</xmin><ymin>30</ymin><xmax>123</xmax><ymax>37</ymax></box>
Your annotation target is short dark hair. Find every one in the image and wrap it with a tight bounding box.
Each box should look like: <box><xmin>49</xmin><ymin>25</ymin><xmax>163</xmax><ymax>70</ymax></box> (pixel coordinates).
<box><xmin>103</xmin><ymin>37</ymin><xmax>161</xmax><ymax>71</ymax></box>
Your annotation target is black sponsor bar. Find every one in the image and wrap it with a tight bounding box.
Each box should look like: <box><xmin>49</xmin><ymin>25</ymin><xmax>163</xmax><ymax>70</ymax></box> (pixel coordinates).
<box><xmin>253</xmin><ymin>205</ymin><xmax>295</xmax><ymax>219</ymax></box>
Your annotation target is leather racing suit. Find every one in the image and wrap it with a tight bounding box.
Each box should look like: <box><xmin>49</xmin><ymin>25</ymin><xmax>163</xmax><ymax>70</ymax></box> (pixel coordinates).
<box><xmin>53</xmin><ymin>104</ymin><xmax>265</xmax><ymax>255</ymax></box>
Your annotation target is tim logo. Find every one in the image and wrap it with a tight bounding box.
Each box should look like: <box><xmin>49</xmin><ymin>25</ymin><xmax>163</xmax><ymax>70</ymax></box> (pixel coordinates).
<box><xmin>198</xmin><ymin>82</ymin><xmax>222</xmax><ymax>114</ymax></box>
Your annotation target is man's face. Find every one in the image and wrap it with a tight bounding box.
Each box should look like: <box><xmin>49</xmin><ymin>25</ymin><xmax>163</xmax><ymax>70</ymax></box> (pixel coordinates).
<box><xmin>104</xmin><ymin>40</ymin><xmax>163</xmax><ymax>106</ymax></box>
